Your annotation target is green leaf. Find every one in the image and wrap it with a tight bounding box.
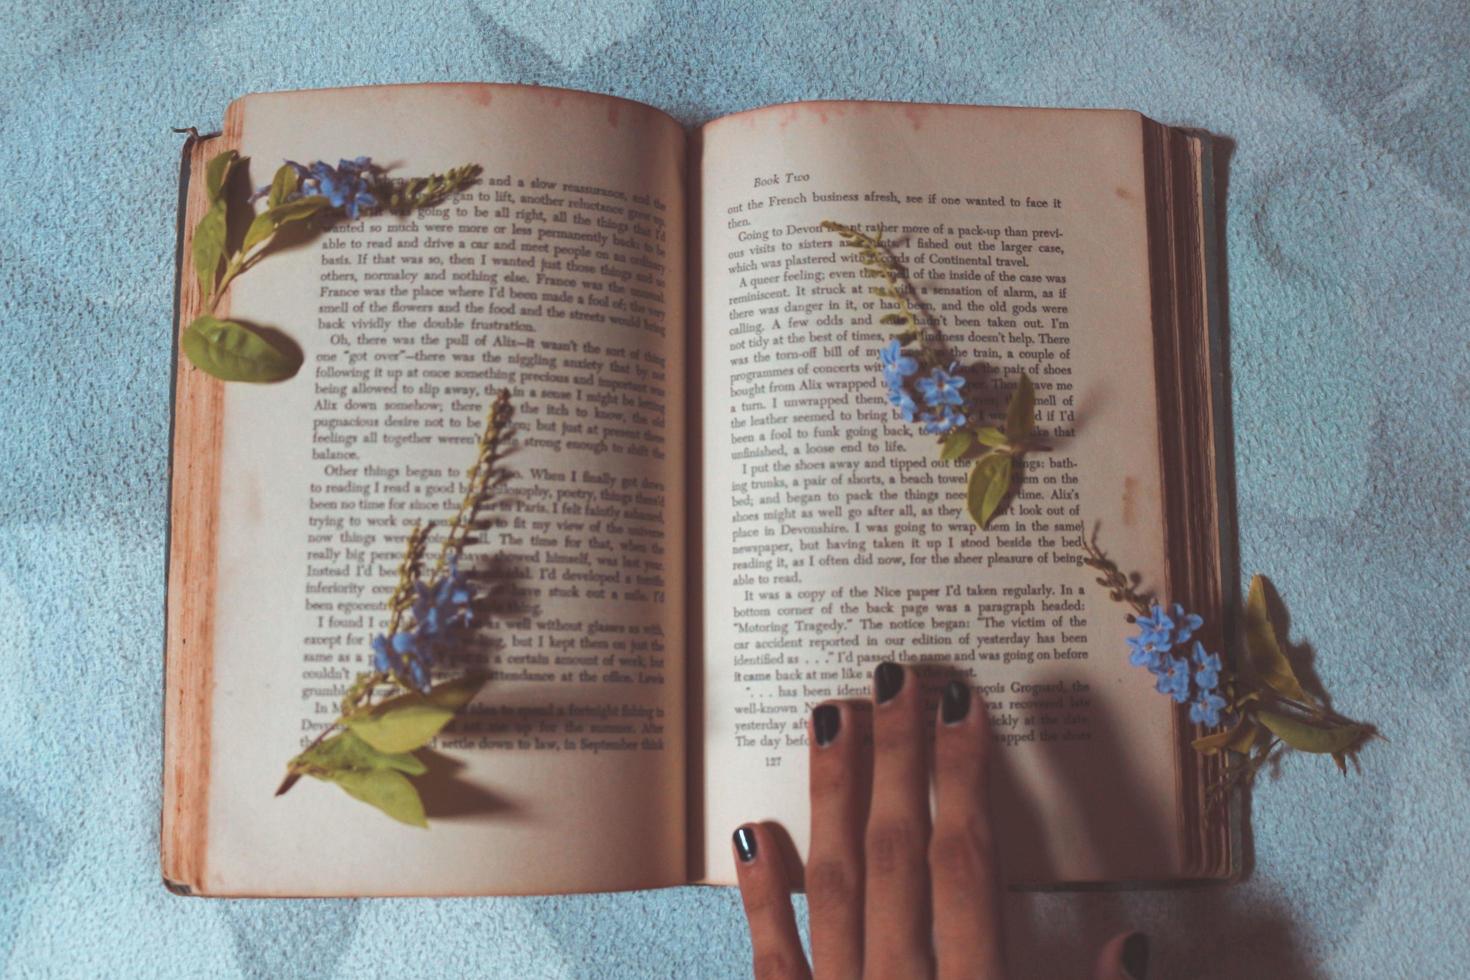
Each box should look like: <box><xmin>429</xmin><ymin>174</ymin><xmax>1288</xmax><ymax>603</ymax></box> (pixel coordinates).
<box><xmin>266</xmin><ymin>195</ymin><xmax>331</xmax><ymax>227</ymax></box>
<box><xmin>1256</xmin><ymin>707</ymin><xmax>1373</xmax><ymax>757</ymax></box>
<box><xmin>296</xmin><ymin>730</ymin><xmax>426</xmax><ymax>776</ymax></box>
<box><xmin>939</xmin><ymin>429</ymin><xmax>974</xmax><ymax>461</ymax></box>
<box><xmin>266</xmin><ymin>163</ymin><xmax>298</xmax><ymax>209</ymax></box>
<box><xmin>345</xmin><ymin>672</ymin><xmax>488</xmax><ymax>754</ymax></box>
<box><xmin>966</xmin><ymin>452</ymin><xmax>1013</xmax><ymax>528</ymax></box>
<box><xmin>204</xmin><ymin>150</ymin><xmax>239</xmax><ymax>204</ymax></box>
<box><xmin>325</xmin><ymin>767</ymin><xmax>428</xmax><ymax>827</ymax></box>
<box><xmin>425</xmin><ymin>672</ymin><xmax>490</xmax><ymax>712</ymax></box>
<box><xmin>974</xmin><ymin>426</ymin><xmax>1008</xmax><ymax>448</ymax></box>
<box><xmin>242</xmin><ymin>211</ymin><xmax>276</xmax><ymax>254</ymax></box>
<box><xmin>181</xmin><ymin>314</ymin><xmax>302</xmax><ymax>383</ymax></box>
<box><xmin>1242</xmin><ymin>576</ymin><xmax>1313</xmax><ymax>706</ymax></box>
<box><xmin>191</xmin><ymin>200</ymin><xmax>227</xmax><ymax>302</ymax></box>
<box><xmin>1005</xmin><ymin>372</ymin><xmax>1035</xmax><ymax>444</ymax></box>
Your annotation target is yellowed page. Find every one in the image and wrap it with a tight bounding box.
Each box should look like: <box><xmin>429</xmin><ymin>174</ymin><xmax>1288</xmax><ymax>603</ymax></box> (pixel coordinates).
<box><xmin>201</xmin><ymin>84</ymin><xmax>686</xmax><ymax>895</ymax></box>
<box><xmin>698</xmin><ymin>102</ymin><xmax>1182</xmax><ymax>885</ymax></box>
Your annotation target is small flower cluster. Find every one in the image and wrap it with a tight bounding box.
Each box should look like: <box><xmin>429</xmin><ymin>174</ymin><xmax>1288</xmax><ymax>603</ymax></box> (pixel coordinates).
<box><xmin>371</xmin><ymin>556</ymin><xmax>475</xmax><ymax>691</ymax></box>
<box><xmin>1127</xmin><ymin>603</ymin><xmax>1227</xmax><ymax>726</ymax></box>
<box><xmin>881</xmin><ymin>339</ymin><xmax>968</xmax><ymax>435</ymax></box>
<box><xmin>256</xmin><ymin>157</ymin><xmax>383</xmax><ymax>219</ymax></box>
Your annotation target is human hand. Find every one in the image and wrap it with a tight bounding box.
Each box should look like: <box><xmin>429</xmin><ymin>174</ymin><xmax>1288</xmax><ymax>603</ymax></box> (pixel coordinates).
<box><xmin>732</xmin><ymin>662</ymin><xmax>1148</xmax><ymax>979</ymax></box>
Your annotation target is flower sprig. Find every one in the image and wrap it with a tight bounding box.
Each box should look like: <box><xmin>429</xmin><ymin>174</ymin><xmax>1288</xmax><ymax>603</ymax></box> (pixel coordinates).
<box><xmin>184</xmin><ymin>151</ymin><xmax>481</xmax><ymax>384</ymax></box>
<box><xmin>1084</xmin><ymin>525</ymin><xmax>1378</xmax><ymax>802</ymax></box>
<box><xmin>823</xmin><ymin>220</ymin><xmax>1040</xmax><ymax>528</ymax></box>
<box><xmin>276</xmin><ymin>391</ymin><xmax>513</xmax><ymax>827</ymax></box>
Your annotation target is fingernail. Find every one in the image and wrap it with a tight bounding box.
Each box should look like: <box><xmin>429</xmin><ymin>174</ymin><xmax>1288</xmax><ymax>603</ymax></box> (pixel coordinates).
<box><xmin>1121</xmin><ymin>932</ymin><xmax>1150</xmax><ymax>980</ymax></box>
<box><xmin>812</xmin><ymin>704</ymin><xmax>841</xmax><ymax>746</ymax></box>
<box><xmin>941</xmin><ymin>680</ymin><xmax>971</xmax><ymax>724</ymax></box>
<box><xmin>733</xmin><ymin>825</ymin><xmax>758</xmax><ymax>863</ymax></box>
<box><xmin>874</xmin><ymin>662</ymin><xmax>905</xmax><ymax>703</ymax></box>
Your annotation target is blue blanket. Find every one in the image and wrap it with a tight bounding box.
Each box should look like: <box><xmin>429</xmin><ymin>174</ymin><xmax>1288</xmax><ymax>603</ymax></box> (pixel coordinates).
<box><xmin>1</xmin><ymin>1</ymin><xmax>1465</xmax><ymax>977</ymax></box>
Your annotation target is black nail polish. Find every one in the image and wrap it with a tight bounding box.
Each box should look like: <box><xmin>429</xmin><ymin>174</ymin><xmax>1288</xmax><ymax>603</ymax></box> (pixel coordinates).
<box><xmin>874</xmin><ymin>662</ymin><xmax>904</xmax><ymax>703</ymax></box>
<box><xmin>812</xmin><ymin>704</ymin><xmax>841</xmax><ymax>746</ymax></box>
<box><xmin>1121</xmin><ymin>932</ymin><xmax>1150</xmax><ymax>980</ymax></box>
<box><xmin>941</xmin><ymin>680</ymin><xmax>971</xmax><ymax>724</ymax></box>
<box><xmin>733</xmin><ymin>826</ymin><xmax>758</xmax><ymax>863</ymax></box>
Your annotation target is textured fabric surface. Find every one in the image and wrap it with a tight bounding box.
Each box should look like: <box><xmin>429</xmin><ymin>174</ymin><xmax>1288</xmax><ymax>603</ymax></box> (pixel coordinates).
<box><xmin>1</xmin><ymin>1</ymin><xmax>1466</xmax><ymax>977</ymax></box>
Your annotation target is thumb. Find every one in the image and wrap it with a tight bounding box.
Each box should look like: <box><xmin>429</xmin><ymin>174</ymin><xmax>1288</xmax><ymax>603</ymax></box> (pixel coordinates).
<box><xmin>1093</xmin><ymin>931</ymin><xmax>1149</xmax><ymax>980</ymax></box>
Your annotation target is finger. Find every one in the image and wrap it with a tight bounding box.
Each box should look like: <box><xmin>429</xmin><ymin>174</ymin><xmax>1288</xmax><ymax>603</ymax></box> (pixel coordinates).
<box><xmin>930</xmin><ymin>680</ymin><xmax>1004</xmax><ymax>980</ymax></box>
<box><xmin>806</xmin><ymin>701</ymin><xmax>867</xmax><ymax>980</ymax></box>
<box><xmin>863</xmin><ymin>661</ymin><xmax>933</xmax><ymax>976</ymax></box>
<box><xmin>733</xmin><ymin>823</ymin><xmax>812</xmax><ymax>980</ymax></box>
<box><xmin>1093</xmin><ymin>931</ymin><xmax>1150</xmax><ymax>980</ymax></box>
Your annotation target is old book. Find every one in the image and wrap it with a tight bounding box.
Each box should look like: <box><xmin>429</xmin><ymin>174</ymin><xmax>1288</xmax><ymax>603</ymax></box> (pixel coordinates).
<box><xmin>162</xmin><ymin>83</ymin><xmax>1233</xmax><ymax>897</ymax></box>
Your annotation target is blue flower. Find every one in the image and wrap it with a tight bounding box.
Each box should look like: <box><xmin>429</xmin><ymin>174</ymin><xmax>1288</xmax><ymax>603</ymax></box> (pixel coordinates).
<box><xmin>916</xmin><ymin>364</ymin><xmax>966</xmax><ymax>407</ymax></box>
<box><xmin>1127</xmin><ymin>627</ymin><xmax>1166</xmax><ymax>671</ymax></box>
<box><xmin>879</xmin><ymin>339</ymin><xmax>919</xmax><ymax>379</ymax></box>
<box><xmin>371</xmin><ymin>634</ymin><xmax>392</xmax><ymax>674</ymax></box>
<box><xmin>267</xmin><ymin>157</ymin><xmax>382</xmax><ymax>220</ymax></box>
<box><xmin>1192</xmin><ymin>641</ymin><xmax>1222</xmax><ymax>691</ymax></box>
<box><xmin>922</xmin><ymin>404</ymin><xmax>966</xmax><ymax>435</ymax></box>
<box><xmin>1171</xmin><ymin>603</ymin><xmax>1205</xmax><ymax>643</ymax></box>
<box><xmin>1189</xmin><ymin>692</ymin><xmax>1227</xmax><ymax>727</ymax></box>
<box><xmin>373</xmin><ymin>557</ymin><xmax>479</xmax><ymax>691</ymax></box>
<box><xmin>409</xmin><ymin>657</ymin><xmax>430</xmax><ymax>693</ymax></box>
<box><xmin>886</xmin><ymin>377</ymin><xmax>918</xmax><ymax>422</ymax></box>
<box><xmin>1155</xmin><ymin>655</ymin><xmax>1192</xmax><ymax>703</ymax></box>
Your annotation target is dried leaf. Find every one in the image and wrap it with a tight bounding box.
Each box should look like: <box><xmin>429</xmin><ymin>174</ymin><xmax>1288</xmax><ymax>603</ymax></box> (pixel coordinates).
<box><xmin>325</xmin><ymin>768</ymin><xmax>427</xmax><ymax>828</ymax></box>
<box><xmin>1005</xmin><ymin>372</ymin><xmax>1035</xmax><ymax>444</ymax></box>
<box><xmin>191</xmin><ymin>200</ymin><xmax>226</xmax><ymax>302</ymax></box>
<box><xmin>1256</xmin><ymin>707</ymin><xmax>1372</xmax><ymax>756</ymax></box>
<box><xmin>181</xmin><ymin>314</ymin><xmax>301</xmax><ymax>383</ymax></box>
<box><xmin>974</xmin><ymin>426</ymin><xmax>1008</xmax><ymax>448</ymax></box>
<box><xmin>242</xmin><ymin>211</ymin><xmax>276</xmax><ymax>254</ymax></box>
<box><xmin>266</xmin><ymin>163</ymin><xmax>298</xmax><ymax>209</ymax></box>
<box><xmin>296</xmin><ymin>730</ymin><xmax>426</xmax><ymax>776</ymax></box>
<box><xmin>204</xmin><ymin>150</ymin><xmax>238</xmax><ymax>204</ymax></box>
<box><xmin>939</xmin><ymin>429</ymin><xmax>973</xmax><ymax>461</ymax></box>
<box><xmin>1192</xmin><ymin>715</ymin><xmax>1261</xmax><ymax>755</ymax></box>
<box><xmin>345</xmin><ymin>673</ymin><xmax>487</xmax><ymax>753</ymax></box>
<box><xmin>966</xmin><ymin>452</ymin><xmax>1012</xmax><ymax>528</ymax></box>
<box><xmin>1243</xmin><ymin>576</ymin><xmax>1313</xmax><ymax>706</ymax></box>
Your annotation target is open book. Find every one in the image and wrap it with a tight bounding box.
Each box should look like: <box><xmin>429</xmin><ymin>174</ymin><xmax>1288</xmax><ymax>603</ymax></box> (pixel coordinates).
<box><xmin>163</xmin><ymin>83</ymin><xmax>1233</xmax><ymax>897</ymax></box>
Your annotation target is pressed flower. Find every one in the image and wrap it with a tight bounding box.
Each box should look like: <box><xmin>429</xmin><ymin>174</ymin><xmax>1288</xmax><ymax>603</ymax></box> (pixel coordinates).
<box><xmin>1155</xmin><ymin>654</ymin><xmax>1192</xmax><ymax>703</ymax></box>
<box><xmin>1189</xmin><ymin>692</ymin><xmax>1227</xmax><ymax>727</ymax></box>
<box><xmin>879</xmin><ymin>339</ymin><xmax>919</xmax><ymax>379</ymax></box>
<box><xmin>1192</xmin><ymin>641</ymin><xmax>1222</xmax><ymax>690</ymax></box>
<box><xmin>916</xmin><ymin>364</ymin><xmax>965</xmax><ymax>407</ymax></box>
<box><xmin>922</xmin><ymin>404</ymin><xmax>966</xmax><ymax>435</ymax></box>
<box><xmin>887</xmin><ymin>381</ymin><xmax>918</xmax><ymax>422</ymax></box>
<box><xmin>1172</xmin><ymin>603</ymin><xmax>1205</xmax><ymax>643</ymax></box>
<box><xmin>371</xmin><ymin>634</ymin><xmax>392</xmax><ymax>674</ymax></box>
